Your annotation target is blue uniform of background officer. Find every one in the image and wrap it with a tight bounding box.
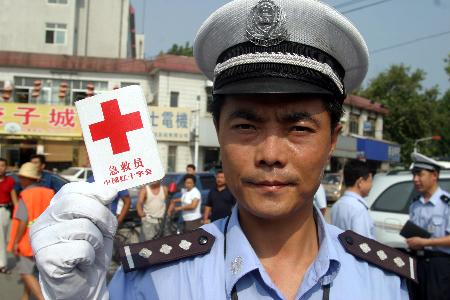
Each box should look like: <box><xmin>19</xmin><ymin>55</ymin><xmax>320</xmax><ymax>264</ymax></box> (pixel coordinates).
<box><xmin>407</xmin><ymin>152</ymin><xmax>450</xmax><ymax>300</ymax></box>
<box><xmin>30</xmin><ymin>1</ymin><xmax>414</xmax><ymax>299</ymax></box>
<box><xmin>331</xmin><ymin>159</ymin><xmax>374</xmax><ymax>238</ymax></box>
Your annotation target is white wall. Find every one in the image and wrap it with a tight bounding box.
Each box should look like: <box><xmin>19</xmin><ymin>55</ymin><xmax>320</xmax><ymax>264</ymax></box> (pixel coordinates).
<box><xmin>0</xmin><ymin>0</ymin><xmax>130</xmax><ymax>58</ymax></box>
<box><xmin>0</xmin><ymin>0</ymin><xmax>76</xmax><ymax>55</ymax></box>
<box><xmin>157</xmin><ymin>71</ymin><xmax>209</xmax><ymax>115</ymax></box>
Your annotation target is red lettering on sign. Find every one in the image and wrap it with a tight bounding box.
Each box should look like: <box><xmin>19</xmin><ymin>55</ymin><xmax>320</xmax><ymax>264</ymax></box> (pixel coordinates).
<box><xmin>134</xmin><ymin>158</ymin><xmax>144</xmax><ymax>169</ymax></box>
<box><xmin>0</xmin><ymin>108</ymin><xmax>4</xmax><ymax>125</ymax></box>
<box><xmin>145</xmin><ymin>169</ymin><xmax>152</xmax><ymax>175</ymax></box>
<box><xmin>120</xmin><ymin>161</ymin><xmax>131</xmax><ymax>172</ymax></box>
<box><xmin>109</xmin><ymin>165</ymin><xmax>119</xmax><ymax>176</ymax></box>
<box><xmin>49</xmin><ymin>108</ymin><xmax>75</xmax><ymax>127</ymax></box>
<box><xmin>14</xmin><ymin>107</ymin><xmax>40</xmax><ymax>125</ymax></box>
<box><xmin>89</xmin><ymin>99</ymin><xmax>143</xmax><ymax>155</ymax></box>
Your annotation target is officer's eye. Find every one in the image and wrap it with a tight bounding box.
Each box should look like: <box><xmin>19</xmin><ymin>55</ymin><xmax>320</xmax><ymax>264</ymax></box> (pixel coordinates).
<box><xmin>232</xmin><ymin>123</ymin><xmax>256</xmax><ymax>131</ymax></box>
<box><xmin>290</xmin><ymin>125</ymin><xmax>314</xmax><ymax>133</ymax></box>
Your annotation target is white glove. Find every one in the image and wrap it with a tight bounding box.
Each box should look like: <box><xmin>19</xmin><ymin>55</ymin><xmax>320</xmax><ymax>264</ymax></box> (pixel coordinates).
<box><xmin>30</xmin><ymin>182</ymin><xmax>119</xmax><ymax>300</ymax></box>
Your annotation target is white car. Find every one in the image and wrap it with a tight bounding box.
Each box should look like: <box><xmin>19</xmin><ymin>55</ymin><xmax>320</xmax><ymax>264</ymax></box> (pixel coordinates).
<box><xmin>60</xmin><ymin>167</ymin><xmax>93</xmax><ymax>182</ymax></box>
<box><xmin>366</xmin><ymin>169</ymin><xmax>450</xmax><ymax>249</ymax></box>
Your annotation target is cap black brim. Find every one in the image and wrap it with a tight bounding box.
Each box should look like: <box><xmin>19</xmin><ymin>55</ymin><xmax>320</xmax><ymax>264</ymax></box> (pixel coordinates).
<box><xmin>213</xmin><ymin>77</ymin><xmax>336</xmax><ymax>96</ymax></box>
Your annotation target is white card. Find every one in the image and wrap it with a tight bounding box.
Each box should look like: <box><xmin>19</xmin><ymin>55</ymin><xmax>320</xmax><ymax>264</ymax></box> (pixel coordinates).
<box><xmin>75</xmin><ymin>85</ymin><xmax>165</xmax><ymax>190</ymax></box>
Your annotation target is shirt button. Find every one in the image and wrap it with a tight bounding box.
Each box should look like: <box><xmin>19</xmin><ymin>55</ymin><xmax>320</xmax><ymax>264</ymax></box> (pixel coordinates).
<box><xmin>198</xmin><ymin>236</ymin><xmax>208</xmax><ymax>245</ymax></box>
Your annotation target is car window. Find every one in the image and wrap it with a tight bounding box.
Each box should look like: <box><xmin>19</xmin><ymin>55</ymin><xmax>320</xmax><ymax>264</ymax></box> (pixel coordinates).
<box><xmin>78</xmin><ymin>170</ymin><xmax>85</xmax><ymax>179</ymax></box>
<box><xmin>199</xmin><ymin>175</ymin><xmax>216</xmax><ymax>190</ymax></box>
<box><xmin>322</xmin><ymin>174</ymin><xmax>340</xmax><ymax>185</ymax></box>
<box><xmin>372</xmin><ymin>182</ymin><xmax>417</xmax><ymax>214</ymax></box>
<box><xmin>60</xmin><ymin>168</ymin><xmax>80</xmax><ymax>176</ymax></box>
<box><xmin>441</xmin><ymin>178</ymin><xmax>450</xmax><ymax>192</ymax></box>
<box><xmin>372</xmin><ymin>178</ymin><xmax>450</xmax><ymax>214</ymax></box>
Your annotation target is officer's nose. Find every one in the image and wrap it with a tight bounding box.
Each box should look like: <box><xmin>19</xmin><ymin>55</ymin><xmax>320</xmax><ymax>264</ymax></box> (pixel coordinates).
<box><xmin>255</xmin><ymin>134</ymin><xmax>287</xmax><ymax>169</ymax></box>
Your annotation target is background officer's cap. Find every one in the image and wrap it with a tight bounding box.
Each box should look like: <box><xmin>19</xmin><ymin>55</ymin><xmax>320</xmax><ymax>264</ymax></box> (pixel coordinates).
<box><xmin>411</xmin><ymin>152</ymin><xmax>444</xmax><ymax>172</ymax></box>
<box><xmin>194</xmin><ymin>0</ymin><xmax>369</xmax><ymax>102</ymax></box>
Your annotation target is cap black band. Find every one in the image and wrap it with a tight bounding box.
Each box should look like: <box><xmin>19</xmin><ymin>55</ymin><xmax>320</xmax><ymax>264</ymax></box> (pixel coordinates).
<box><xmin>213</xmin><ymin>41</ymin><xmax>346</xmax><ymax>101</ymax></box>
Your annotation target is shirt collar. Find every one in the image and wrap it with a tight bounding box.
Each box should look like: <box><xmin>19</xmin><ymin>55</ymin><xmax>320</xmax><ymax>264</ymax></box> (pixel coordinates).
<box><xmin>343</xmin><ymin>191</ymin><xmax>368</xmax><ymax>209</ymax></box>
<box><xmin>224</xmin><ymin>205</ymin><xmax>341</xmax><ymax>298</ymax></box>
<box><xmin>420</xmin><ymin>187</ymin><xmax>443</xmax><ymax>205</ymax></box>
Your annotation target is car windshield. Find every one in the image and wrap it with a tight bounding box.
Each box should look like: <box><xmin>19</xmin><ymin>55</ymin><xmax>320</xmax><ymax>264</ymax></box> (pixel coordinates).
<box><xmin>322</xmin><ymin>174</ymin><xmax>340</xmax><ymax>185</ymax></box>
<box><xmin>60</xmin><ymin>168</ymin><xmax>80</xmax><ymax>176</ymax></box>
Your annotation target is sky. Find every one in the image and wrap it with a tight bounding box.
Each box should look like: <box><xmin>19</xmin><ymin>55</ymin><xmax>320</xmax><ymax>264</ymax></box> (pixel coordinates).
<box><xmin>130</xmin><ymin>0</ymin><xmax>450</xmax><ymax>94</ymax></box>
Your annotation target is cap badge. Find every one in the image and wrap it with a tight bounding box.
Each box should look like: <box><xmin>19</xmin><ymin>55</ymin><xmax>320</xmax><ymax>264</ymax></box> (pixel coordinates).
<box><xmin>246</xmin><ymin>0</ymin><xmax>288</xmax><ymax>47</ymax></box>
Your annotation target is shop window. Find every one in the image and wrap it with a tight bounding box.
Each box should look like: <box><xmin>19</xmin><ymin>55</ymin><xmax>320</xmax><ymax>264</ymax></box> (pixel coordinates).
<box><xmin>14</xmin><ymin>88</ymin><xmax>31</xmax><ymax>103</ymax></box>
<box><xmin>349</xmin><ymin>114</ymin><xmax>359</xmax><ymax>134</ymax></box>
<box><xmin>48</xmin><ymin>0</ymin><xmax>68</xmax><ymax>4</ymax></box>
<box><xmin>363</xmin><ymin>117</ymin><xmax>376</xmax><ymax>137</ymax></box>
<box><xmin>167</xmin><ymin>146</ymin><xmax>177</xmax><ymax>172</ymax></box>
<box><xmin>45</xmin><ymin>23</ymin><xmax>67</xmax><ymax>45</ymax></box>
<box><xmin>170</xmin><ymin>92</ymin><xmax>179</xmax><ymax>107</ymax></box>
<box><xmin>121</xmin><ymin>82</ymin><xmax>140</xmax><ymax>88</ymax></box>
<box><xmin>205</xmin><ymin>86</ymin><xmax>213</xmax><ymax>113</ymax></box>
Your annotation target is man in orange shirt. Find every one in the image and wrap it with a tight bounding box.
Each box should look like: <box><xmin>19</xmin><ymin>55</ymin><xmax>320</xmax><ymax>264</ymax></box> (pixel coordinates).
<box><xmin>8</xmin><ymin>162</ymin><xmax>54</xmax><ymax>300</ymax></box>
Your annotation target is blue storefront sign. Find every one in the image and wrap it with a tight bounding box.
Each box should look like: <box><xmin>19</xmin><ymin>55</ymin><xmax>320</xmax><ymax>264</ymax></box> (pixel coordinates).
<box><xmin>356</xmin><ymin>137</ymin><xmax>400</xmax><ymax>162</ymax></box>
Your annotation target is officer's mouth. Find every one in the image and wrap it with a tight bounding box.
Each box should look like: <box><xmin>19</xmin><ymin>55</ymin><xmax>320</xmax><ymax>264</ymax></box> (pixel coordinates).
<box><xmin>241</xmin><ymin>179</ymin><xmax>296</xmax><ymax>192</ymax></box>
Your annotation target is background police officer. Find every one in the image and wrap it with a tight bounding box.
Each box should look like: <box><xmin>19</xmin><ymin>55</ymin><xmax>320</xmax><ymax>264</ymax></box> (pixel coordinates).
<box><xmin>407</xmin><ymin>152</ymin><xmax>450</xmax><ymax>300</ymax></box>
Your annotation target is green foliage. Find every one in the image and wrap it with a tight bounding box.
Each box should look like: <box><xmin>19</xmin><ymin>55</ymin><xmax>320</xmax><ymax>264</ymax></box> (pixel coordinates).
<box><xmin>358</xmin><ymin>64</ymin><xmax>450</xmax><ymax>165</ymax></box>
<box><xmin>165</xmin><ymin>42</ymin><xmax>193</xmax><ymax>56</ymax></box>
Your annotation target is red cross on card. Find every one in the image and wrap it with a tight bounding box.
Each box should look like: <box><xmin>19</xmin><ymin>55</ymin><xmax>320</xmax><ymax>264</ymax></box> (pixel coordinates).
<box><xmin>75</xmin><ymin>85</ymin><xmax>165</xmax><ymax>190</ymax></box>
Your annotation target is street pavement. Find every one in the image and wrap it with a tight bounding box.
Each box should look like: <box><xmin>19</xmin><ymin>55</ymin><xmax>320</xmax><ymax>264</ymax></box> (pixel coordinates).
<box><xmin>0</xmin><ymin>254</ymin><xmax>24</xmax><ymax>299</ymax></box>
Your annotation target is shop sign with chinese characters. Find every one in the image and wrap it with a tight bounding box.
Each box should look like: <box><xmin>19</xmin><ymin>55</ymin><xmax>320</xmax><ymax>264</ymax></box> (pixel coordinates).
<box><xmin>0</xmin><ymin>103</ymin><xmax>81</xmax><ymax>137</ymax></box>
<box><xmin>149</xmin><ymin>107</ymin><xmax>191</xmax><ymax>142</ymax></box>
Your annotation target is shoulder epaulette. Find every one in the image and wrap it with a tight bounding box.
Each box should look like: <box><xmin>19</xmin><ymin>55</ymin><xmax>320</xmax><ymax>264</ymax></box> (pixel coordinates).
<box><xmin>119</xmin><ymin>228</ymin><xmax>215</xmax><ymax>273</ymax></box>
<box><xmin>440</xmin><ymin>194</ymin><xmax>450</xmax><ymax>204</ymax></box>
<box><xmin>338</xmin><ymin>231</ymin><xmax>417</xmax><ymax>283</ymax></box>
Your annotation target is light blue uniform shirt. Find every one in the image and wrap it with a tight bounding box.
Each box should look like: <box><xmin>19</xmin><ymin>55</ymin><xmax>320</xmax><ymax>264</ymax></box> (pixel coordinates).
<box><xmin>109</xmin><ymin>206</ymin><xmax>407</xmax><ymax>300</ymax></box>
<box><xmin>330</xmin><ymin>191</ymin><xmax>375</xmax><ymax>238</ymax></box>
<box><xmin>409</xmin><ymin>187</ymin><xmax>450</xmax><ymax>254</ymax></box>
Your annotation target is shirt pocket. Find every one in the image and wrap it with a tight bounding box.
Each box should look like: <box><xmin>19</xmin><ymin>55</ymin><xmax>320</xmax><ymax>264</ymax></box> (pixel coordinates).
<box><xmin>428</xmin><ymin>215</ymin><xmax>445</xmax><ymax>234</ymax></box>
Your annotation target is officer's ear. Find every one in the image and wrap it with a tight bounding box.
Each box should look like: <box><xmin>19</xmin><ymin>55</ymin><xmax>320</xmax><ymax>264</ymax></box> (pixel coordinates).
<box><xmin>329</xmin><ymin>124</ymin><xmax>342</xmax><ymax>158</ymax></box>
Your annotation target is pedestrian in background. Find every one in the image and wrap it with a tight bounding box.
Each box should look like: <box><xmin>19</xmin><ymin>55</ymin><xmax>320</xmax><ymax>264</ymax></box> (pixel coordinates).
<box><xmin>136</xmin><ymin>180</ymin><xmax>168</xmax><ymax>241</ymax></box>
<box><xmin>0</xmin><ymin>158</ymin><xmax>17</xmax><ymax>274</ymax></box>
<box><xmin>30</xmin><ymin>154</ymin><xmax>66</xmax><ymax>193</ymax></box>
<box><xmin>186</xmin><ymin>164</ymin><xmax>196</xmax><ymax>175</ymax></box>
<box><xmin>8</xmin><ymin>163</ymin><xmax>54</xmax><ymax>300</ymax></box>
<box><xmin>203</xmin><ymin>170</ymin><xmax>235</xmax><ymax>224</ymax></box>
<box><xmin>168</xmin><ymin>174</ymin><xmax>202</xmax><ymax>231</ymax></box>
<box><xmin>87</xmin><ymin>175</ymin><xmax>131</xmax><ymax>225</ymax></box>
<box><xmin>406</xmin><ymin>153</ymin><xmax>450</xmax><ymax>300</ymax></box>
<box><xmin>331</xmin><ymin>159</ymin><xmax>374</xmax><ymax>238</ymax></box>
<box><xmin>313</xmin><ymin>184</ymin><xmax>327</xmax><ymax>216</ymax></box>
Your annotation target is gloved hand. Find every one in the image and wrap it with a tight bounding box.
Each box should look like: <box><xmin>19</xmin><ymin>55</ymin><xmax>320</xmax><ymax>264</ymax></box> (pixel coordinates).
<box><xmin>30</xmin><ymin>182</ymin><xmax>119</xmax><ymax>300</ymax></box>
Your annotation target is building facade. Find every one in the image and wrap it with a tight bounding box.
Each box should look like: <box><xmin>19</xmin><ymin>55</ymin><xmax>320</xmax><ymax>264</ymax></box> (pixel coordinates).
<box><xmin>0</xmin><ymin>51</ymin><xmax>399</xmax><ymax>173</ymax></box>
<box><xmin>0</xmin><ymin>0</ymin><xmax>136</xmax><ymax>59</ymax></box>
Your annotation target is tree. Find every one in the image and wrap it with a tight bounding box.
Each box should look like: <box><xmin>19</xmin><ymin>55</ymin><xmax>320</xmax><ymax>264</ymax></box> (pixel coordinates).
<box><xmin>358</xmin><ymin>64</ymin><xmax>444</xmax><ymax>165</ymax></box>
<box><xmin>165</xmin><ymin>42</ymin><xmax>193</xmax><ymax>56</ymax></box>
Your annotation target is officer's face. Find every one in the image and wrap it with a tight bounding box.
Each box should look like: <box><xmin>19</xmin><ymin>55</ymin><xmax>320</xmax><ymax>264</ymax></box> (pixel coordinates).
<box><xmin>359</xmin><ymin>173</ymin><xmax>373</xmax><ymax>197</ymax></box>
<box><xmin>413</xmin><ymin>169</ymin><xmax>438</xmax><ymax>194</ymax></box>
<box><xmin>216</xmin><ymin>94</ymin><xmax>340</xmax><ymax>220</ymax></box>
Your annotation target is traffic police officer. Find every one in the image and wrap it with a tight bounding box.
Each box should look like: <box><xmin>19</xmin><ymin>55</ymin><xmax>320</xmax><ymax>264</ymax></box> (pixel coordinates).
<box><xmin>30</xmin><ymin>0</ymin><xmax>415</xmax><ymax>299</ymax></box>
<box><xmin>407</xmin><ymin>152</ymin><xmax>450</xmax><ymax>300</ymax></box>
